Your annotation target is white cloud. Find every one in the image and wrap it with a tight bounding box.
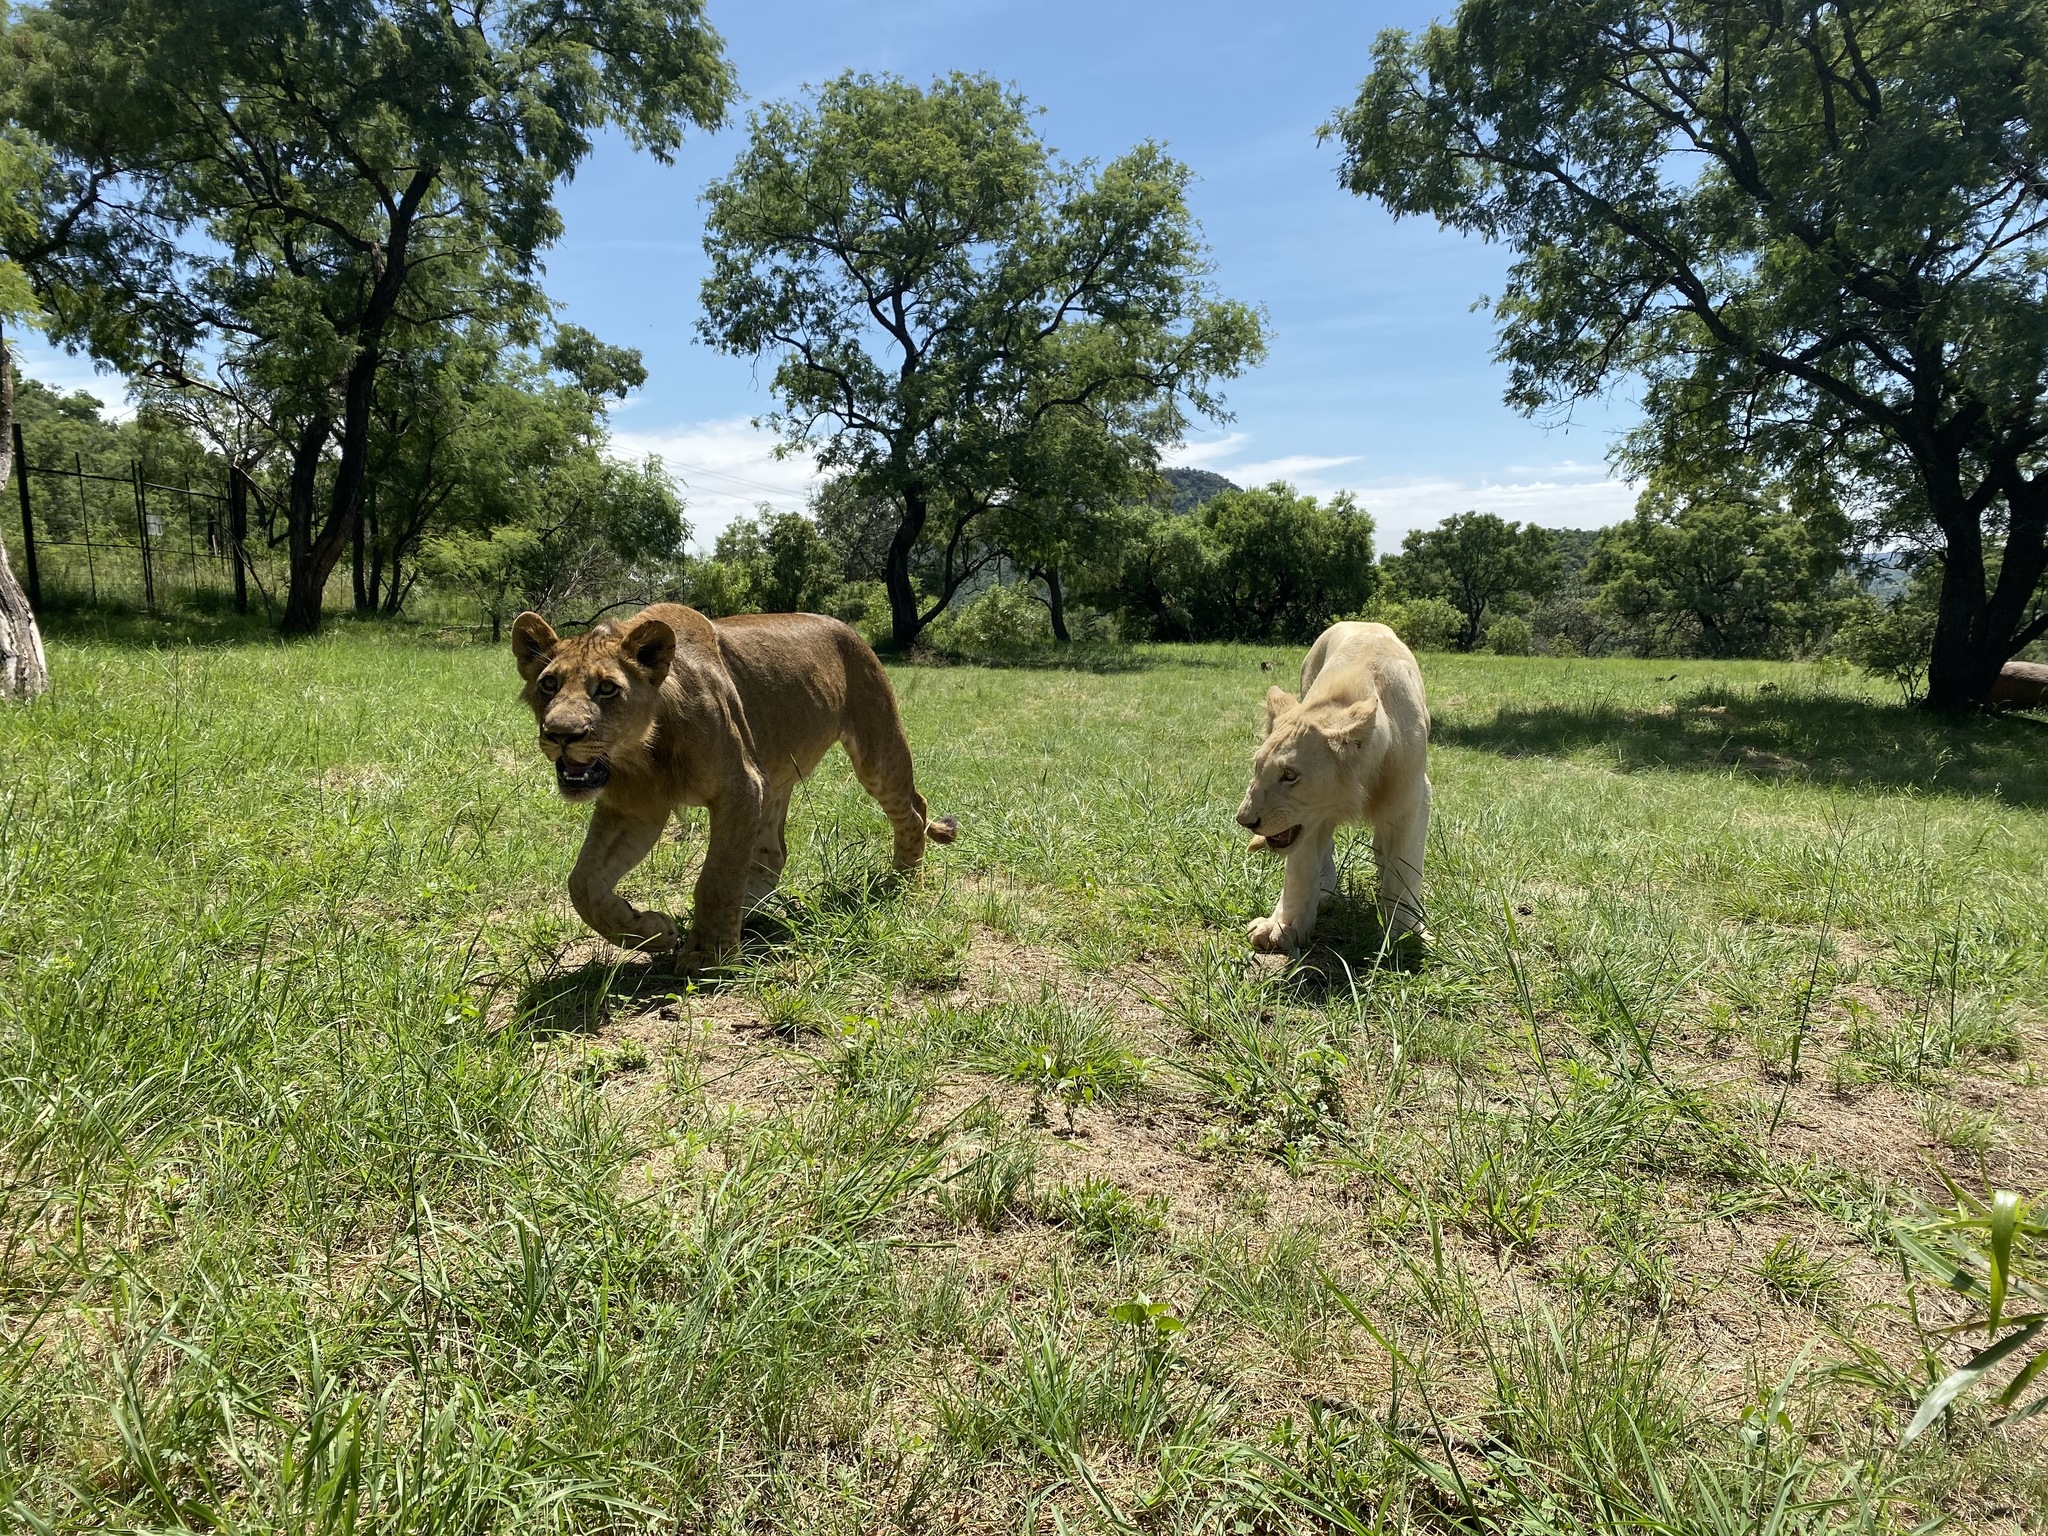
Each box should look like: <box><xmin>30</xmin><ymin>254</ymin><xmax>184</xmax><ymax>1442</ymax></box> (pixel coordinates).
<box><xmin>1172</xmin><ymin>437</ymin><xmax>1637</xmax><ymax>543</ymax></box>
<box><xmin>1349</xmin><ymin>469</ymin><xmax>1640</xmax><ymax>544</ymax></box>
<box><xmin>610</xmin><ymin>417</ymin><xmax>817</xmax><ymax>549</ymax></box>
<box><xmin>611</xmin><ymin>417</ymin><xmax>1641</xmax><ymax>554</ymax></box>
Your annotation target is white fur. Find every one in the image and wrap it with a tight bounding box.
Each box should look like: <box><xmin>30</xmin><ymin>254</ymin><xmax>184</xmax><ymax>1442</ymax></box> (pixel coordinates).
<box><xmin>1234</xmin><ymin>621</ymin><xmax>1432</xmax><ymax>953</ymax></box>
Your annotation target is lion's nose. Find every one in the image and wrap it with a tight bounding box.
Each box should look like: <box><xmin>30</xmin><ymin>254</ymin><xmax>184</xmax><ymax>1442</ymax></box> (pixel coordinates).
<box><xmin>1236</xmin><ymin>806</ymin><xmax>1260</xmax><ymax>831</ymax></box>
<box><xmin>542</xmin><ymin>724</ymin><xmax>589</xmax><ymax>746</ymax></box>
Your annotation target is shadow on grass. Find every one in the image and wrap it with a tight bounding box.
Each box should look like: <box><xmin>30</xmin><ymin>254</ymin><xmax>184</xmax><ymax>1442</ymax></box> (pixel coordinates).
<box><xmin>1293</xmin><ymin>889</ymin><xmax>1429</xmax><ymax>987</ymax></box>
<box><xmin>510</xmin><ymin>875</ymin><xmax>923</xmax><ymax>1036</ymax></box>
<box><xmin>1438</xmin><ymin>683</ymin><xmax>2048</xmax><ymax>808</ymax></box>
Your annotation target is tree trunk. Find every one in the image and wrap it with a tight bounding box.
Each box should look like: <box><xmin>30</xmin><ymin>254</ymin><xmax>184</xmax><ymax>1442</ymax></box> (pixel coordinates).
<box><xmin>884</xmin><ymin>480</ymin><xmax>931</xmax><ymax>651</ymax></box>
<box><xmin>352</xmin><ymin>495</ymin><xmax>369</xmax><ymax>613</ymax></box>
<box><xmin>1924</xmin><ymin>497</ymin><xmax>2004</xmax><ymax>712</ymax></box>
<box><xmin>0</xmin><ymin>331</ymin><xmax>51</xmax><ymax>701</ymax></box>
<box><xmin>1041</xmin><ymin>565</ymin><xmax>1070</xmax><ymax>643</ymax></box>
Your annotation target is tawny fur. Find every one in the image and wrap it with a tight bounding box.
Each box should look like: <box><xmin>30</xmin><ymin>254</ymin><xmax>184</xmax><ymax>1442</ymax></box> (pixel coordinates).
<box><xmin>1234</xmin><ymin>620</ymin><xmax>1431</xmax><ymax>954</ymax></box>
<box><xmin>511</xmin><ymin>604</ymin><xmax>955</xmax><ymax>969</ymax></box>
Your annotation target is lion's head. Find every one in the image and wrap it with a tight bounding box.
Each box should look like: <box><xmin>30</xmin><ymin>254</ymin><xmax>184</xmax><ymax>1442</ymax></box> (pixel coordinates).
<box><xmin>510</xmin><ymin>611</ymin><xmax>677</xmax><ymax>801</ymax></box>
<box><xmin>1234</xmin><ymin>685</ymin><xmax>1379</xmax><ymax>851</ymax></box>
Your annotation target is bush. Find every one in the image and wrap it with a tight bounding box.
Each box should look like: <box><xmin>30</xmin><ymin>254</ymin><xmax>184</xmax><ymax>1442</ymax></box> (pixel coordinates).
<box><xmin>923</xmin><ymin>581</ymin><xmax>1051</xmax><ymax>656</ymax></box>
<box><xmin>825</xmin><ymin>579</ymin><xmax>889</xmax><ymax>646</ymax></box>
<box><xmin>1836</xmin><ymin>587</ymin><xmax>1937</xmax><ymax>701</ymax></box>
<box><xmin>1350</xmin><ymin>595</ymin><xmax>1462</xmax><ymax>652</ymax></box>
<box><xmin>1486</xmin><ymin>614</ymin><xmax>1533</xmax><ymax>655</ymax></box>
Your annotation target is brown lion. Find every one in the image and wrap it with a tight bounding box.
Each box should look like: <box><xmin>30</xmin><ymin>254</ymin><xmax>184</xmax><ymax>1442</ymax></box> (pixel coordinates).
<box><xmin>511</xmin><ymin>604</ymin><xmax>956</xmax><ymax>968</ymax></box>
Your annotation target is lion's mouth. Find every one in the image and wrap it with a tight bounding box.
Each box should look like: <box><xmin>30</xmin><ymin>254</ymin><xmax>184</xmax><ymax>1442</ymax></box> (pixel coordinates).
<box><xmin>555</xmin><ymin>756</ymin><xmax>612</xmax><ymax>793</ymax></box>
<box><xmin>1255</xmin><ymin>824</ymin><xmax>1302</xmax><ymax>852</ymax></box>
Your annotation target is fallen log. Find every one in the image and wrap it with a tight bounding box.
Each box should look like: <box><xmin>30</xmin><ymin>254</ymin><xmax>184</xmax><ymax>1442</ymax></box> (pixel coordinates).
<box><xmin>1992</xmin><ymin>660</ymin><xmax>2048</xmax><ymax>709</ymax></box>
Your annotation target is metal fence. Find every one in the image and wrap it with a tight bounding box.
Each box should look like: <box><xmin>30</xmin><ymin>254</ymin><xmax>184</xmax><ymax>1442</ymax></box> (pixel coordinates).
<box><xmin>10</xmin><ymin>422</ymin><xmax>260</xmax><ymax>615</ymax></box>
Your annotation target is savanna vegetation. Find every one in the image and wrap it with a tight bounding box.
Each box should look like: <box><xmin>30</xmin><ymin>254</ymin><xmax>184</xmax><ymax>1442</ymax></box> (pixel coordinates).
<box><xmin>0</xmin><ymin>620</ymin><xmax>2042</xmax><ymax>1530</ymax></box>
<box><xmin>1</xmin><ymin>0</ymin><xmax>2047</xmax><ymax>1526</ymax></box>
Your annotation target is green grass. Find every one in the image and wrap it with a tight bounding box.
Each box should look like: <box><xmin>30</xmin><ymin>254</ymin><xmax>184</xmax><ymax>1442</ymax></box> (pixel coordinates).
<box><xmin>1</xmin><ymin>619</ymin><xmax>2044</xmax><ymax>1531</ymax></box>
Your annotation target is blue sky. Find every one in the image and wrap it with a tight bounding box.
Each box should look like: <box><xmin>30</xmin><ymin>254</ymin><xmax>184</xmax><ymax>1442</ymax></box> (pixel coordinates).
<box><xmin>16</xmin><ymin>0</ymin><xmax>1640</xmax><ymax>549</ymax></box>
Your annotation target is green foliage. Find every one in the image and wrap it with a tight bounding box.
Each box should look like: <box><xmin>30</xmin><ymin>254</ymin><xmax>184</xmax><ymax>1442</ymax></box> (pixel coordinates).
<box><xmin>922</xmin><ymin>580</ymin><xmax>1055</xmax><ymax>656</ymax></box>
<box><xmin>1589</xmin><ymin>480</ymin><xmax>1855</xmax><ymax>658</ymax></box>
<box><xmin>1328</xmin><ymin>0</ymin><xmax>2048</xmax><ymax>706</ymax></box>
<box><xmin>1486</xmin><ymin>612</ymin><xmax>1533</xmax><ymax>656</ymax></box>
<box><xmin>694</xmin><ymin>508</ymin><xmax>844</xmax><ymax>616</ymax></box>
<box><xmin>1837</xmin><ymin>566</ymin><xmax>1941</xmax><ymax>702</ymax></box>
<box><xmin>697</xmin><ymin>71</ymin><xmax>1264</xmax><ymax>648</ymax></box>
<box><xmin>2</xmin><ymin>0</ymin><xmax>731</xmax><ymax>631</ymax></box>
<box><xmin>1897</xmin><ymin>1182</ymin><xmax>2048</xmax><ymax>1444</ymax></box>
<box><xmin>1386</xmin><ymin>511</ymin><xmax>1558</xmax><ymax>651</ymax></box>
<box><xmin>1353</xmin><ymin>593</ymin><xmax>1464</xmax><ymax>653</ymax></box>
<box><xmin>1039</xmin><ymin>1178</ymin><xmax>1169</xmax><ymax>1253</ymax></box>
<box><xmin>1094</xmin><ymin>482</ymin><xmax>1377</xmax><ymax>643</ymax></box>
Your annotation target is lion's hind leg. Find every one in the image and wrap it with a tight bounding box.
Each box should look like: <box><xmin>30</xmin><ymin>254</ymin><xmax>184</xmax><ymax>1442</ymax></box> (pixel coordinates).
<box><xmin>838</xmin><ymin>660</ymin><xmax>953</xmax><ymax>870</ymax></box>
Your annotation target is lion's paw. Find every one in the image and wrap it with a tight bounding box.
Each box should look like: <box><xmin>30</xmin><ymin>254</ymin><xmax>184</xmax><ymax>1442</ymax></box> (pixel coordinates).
<box><xmin>617</xmin><ymin>911</ymin><xmax>678</xmax><ymax>953</ymax></box>
<box><xmin>1246</xmin><ymin>915</ymin><xmax>1299</xmax><ymax>955</ymax></box>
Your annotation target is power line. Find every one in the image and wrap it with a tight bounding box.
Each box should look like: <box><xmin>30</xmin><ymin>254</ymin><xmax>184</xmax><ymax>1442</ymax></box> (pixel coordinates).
<box><xmin>665</xmin><ymin>458</ymin><xmax>814</xmax><ymax>500</ymax></box>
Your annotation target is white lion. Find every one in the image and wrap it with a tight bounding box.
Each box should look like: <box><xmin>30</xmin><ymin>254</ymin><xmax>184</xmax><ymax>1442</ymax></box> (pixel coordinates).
<box><xmin>1234</xmin><ymin>621</ymin><xmax>1431</xmax><ymax>954</ymax></box>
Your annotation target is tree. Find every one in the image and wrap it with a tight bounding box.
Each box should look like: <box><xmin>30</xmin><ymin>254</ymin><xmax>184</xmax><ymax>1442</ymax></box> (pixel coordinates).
<box><xmin>1093</xmin><ymin>482</ymin><xmax>1379</xmax><ymax>642</ymax></box>
<box><xmin>0</xmin><ymin>137</ymin><xmax>49</xmax><ymax>700</ymax></box>
<box><xmin>1329</xmin><ymin>0</ymin><xmax>2048</xmax><ymax>709</ymax></box>
<box><xmin>0</xmin><ymin>325</ymin><xmax>50</xmax><ymax>700</ymax></box>
<box><xmin>2</xmin><ymin>0</ymin><xmax>731</xmax><ymax>633</ymax></box>
<box><xmin>706</xmin><ymin>508</ymin><xmax>842</xmax><ymax>614</ymax></box>
<box><xmin>1387</xmin><ymin>511</ymin><xmax>1557</xmax><ymax>650</ymax></box>
<box><xmin>698</xmin><ymin>71</ymin><xmax>1265</xmax><ymax>650</ymax></box>
<box><xmin>359</xmin><ymin>324</ymin><xmax>646</xmax><ymax>617</ymax></box>
<box><xmin>1589</xmin><ymin>480</ymin><xmax>1853</xmax><ymax>657</ymax></box>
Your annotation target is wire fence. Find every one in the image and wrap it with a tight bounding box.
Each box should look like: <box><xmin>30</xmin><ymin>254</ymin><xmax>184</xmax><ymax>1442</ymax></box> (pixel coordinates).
<box><xmin>9</xmin><ymin>422</ymin><xmax>269</xmax><ymax>616</ymax></box>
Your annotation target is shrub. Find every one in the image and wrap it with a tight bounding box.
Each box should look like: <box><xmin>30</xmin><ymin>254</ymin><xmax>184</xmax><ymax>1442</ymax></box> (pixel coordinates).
<box><xmin>1486</xmin><ymin>614</ymin><xmax>1533</xmax><ymax>655</ymax></box>
<box><xmin>1835</xmin><ymin>567</ymin><xmax>1938</xmax><ymax>702</ymax></box>
<box><xmin>923</xmin><ymin>582</ymin><xmax>1051</xmax><ymax>656</ymax></box>
<box><xmin>1351</xmin><ymin>595</ymin><xmax>1461</xmax><ymax>652</ymax></box>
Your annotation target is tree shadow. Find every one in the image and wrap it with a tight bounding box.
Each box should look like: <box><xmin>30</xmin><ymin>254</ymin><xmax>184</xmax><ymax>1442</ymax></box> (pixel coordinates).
<box><xmin>1436</xmin><ymin>683</ymin><xmax>2048</xmax><ymax>808</ymax></box>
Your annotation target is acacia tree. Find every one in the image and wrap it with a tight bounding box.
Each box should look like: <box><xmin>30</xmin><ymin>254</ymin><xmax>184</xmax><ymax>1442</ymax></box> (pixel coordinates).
<box><xmin>1330</xmin><ymin>0</ymin><xmax>2048</xmax><ymax>708</ymax></box>
<box><xmin>1389</xmin><ymin>511</ymin><xmax>1558</xmax><ymax>650</ymax></box>
<box><xmin>1</xmin><ymin>0</ymin><xmax>730</xmax><ymax>632</ymax></box>
<box><xmin>698</xmin><ymin>72</ymin><xmax>1264</xmax><ymax>650</ymax></box>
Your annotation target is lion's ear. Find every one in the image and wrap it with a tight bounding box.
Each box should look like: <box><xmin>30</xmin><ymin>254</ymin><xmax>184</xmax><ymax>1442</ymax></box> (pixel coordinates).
<box><xmin>1325</xmin><ymin>699</ymin><xmax>1380</xmax><ymax>747</ymax></box>
<box><xmin>511</xmin><ymin>612</ymin><xmax>558</xmax><ymax>682</ymax></box>
<box><xmin>620</xmin><ymin>616</ymin><xmax>677</xmax><ymax>681</ymax></box>
<box><xmin>1264</xmin><ymin>687</ymin><xmax>1299</xmax><ymax>737</ymax></box>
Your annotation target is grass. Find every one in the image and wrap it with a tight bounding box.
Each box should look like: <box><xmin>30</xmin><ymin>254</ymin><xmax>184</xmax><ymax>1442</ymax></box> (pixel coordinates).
<box><xmin>0</xmin><ymin>616</ymin><xmax>2044</xmax><ymax>1530</ymax></box>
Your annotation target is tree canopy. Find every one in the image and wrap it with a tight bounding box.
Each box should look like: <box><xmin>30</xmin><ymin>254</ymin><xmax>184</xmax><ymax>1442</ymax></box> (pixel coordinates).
<box><xmin>698</xmin><ymin>71</ymin><xmax>1266</xmax><ymax>649</ymax></box>
<box><xmin>1386</xmin><ymin>511</ymin><xmax>1557</xmax><ymax>650</ymax></box>
<box><xmin>1</xmin><ymin>0</ymin><xmax>731</xmax><ymax>631</ymax></box>
<box><xmin>1330</xmin><ymin>0</ymin><xmax>2048</xmax><ymax>707</ymax></box>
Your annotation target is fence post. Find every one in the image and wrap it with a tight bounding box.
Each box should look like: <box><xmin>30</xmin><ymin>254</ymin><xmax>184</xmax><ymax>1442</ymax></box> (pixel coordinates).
<box><xmin>132</xmin><ymin>461</ymin><xmax>156</xmax><ymax>613</ymax></box>
<box><xmin>10</xmin><ymin>422</ymin><xmax>36</xmax><ymax>610</ymax></box>
<box><xmin>229</xmin><ymin>465</ymin><xmax>249</xmax><ymax>615</ymax></box>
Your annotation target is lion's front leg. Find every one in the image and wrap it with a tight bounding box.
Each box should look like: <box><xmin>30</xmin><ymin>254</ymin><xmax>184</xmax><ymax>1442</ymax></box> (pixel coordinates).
<box><xmin>1248</xmin><ymin>834</ymin><xmax>1329</xmax><ymax>955</ymax></box>
<box><xmin>569</xmin><ymin>806</ymin><xmax>675</xmax><ymax>952</ymax></box>
<box><xmin>681</xmin><ymin>785</ymin><xmax>763</xmax><ymax>970</ymax></box>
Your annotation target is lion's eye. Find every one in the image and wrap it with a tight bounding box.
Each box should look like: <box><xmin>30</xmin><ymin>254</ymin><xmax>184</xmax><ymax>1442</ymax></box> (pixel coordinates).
<box><xmin>539</xmin><ymin>674</ymin><xmax>561</xmax><ymax>695</ymax></box>
<box><xmin>594</xmin><ymin>680</ymin><xmax>619</xmax><ymax>699</ymax></box>
<box><xmin>1280</xmin><ymin>768</ymin><xmax>1299</xmax><ymax>783</ymax></box>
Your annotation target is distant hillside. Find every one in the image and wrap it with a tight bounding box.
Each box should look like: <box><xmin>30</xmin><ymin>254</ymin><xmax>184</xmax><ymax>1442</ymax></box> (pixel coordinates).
<box><xmin>1160</xmin><ymin>466</ymin><xmax>1239</xmax><ymax>514</ymax></box>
